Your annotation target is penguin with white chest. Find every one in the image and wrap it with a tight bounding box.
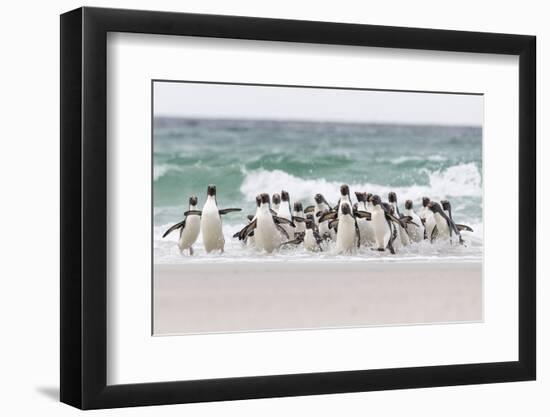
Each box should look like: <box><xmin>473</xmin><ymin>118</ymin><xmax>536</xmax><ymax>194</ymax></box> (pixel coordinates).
<box><xmin>388</xmin><ymin>191</ymin><xmax>410</xmax><ymax>247</ymax></box>
<box><xmin>427</xmin><ymin>201</ymin><xmax>463</xmax><ymax>244</ymax></box>
<box><xmin>162</xmin><ymin>195</ymin><xmax>201</xmax><ymax>255</ymax></box>
<box><xmin>233</xmin><ymin>194</ymin><xmax>295</xmax><ymax>253</ymax></box>
<box><xmin>282</xmin><ymin>214</ymin><xmax>324</xmax><ymax>252</ymax></box>
<box><xmin>199</xmin><ymin>184</ymin><xmax>242</xmax><ymax>253</ymax></box>
<box><xmin>369</xmin><ymin>195</ymin><xmax>413</xmax><ymax>254</ymax></box>
<box><xmin>292</xmin><ymin>202</ymin><xmax>306</xmax><ymax>237</ymax></box>
<box><xmin>277</xmin><ymin>190</ymin><xmax>296</xmax><ymax>240</ymax></box>
<box><xmin>336</xmin><ymin>184</ymin><xmax>353</xmax><ymax>217</ymax></box>
<box><xmin>403</xmin><ymin>199</ymin><xmax>425</xmax><ymax>243</ymax></box>
<box><xmin>304</xmin><ymin>193</ymin><xmax>333</xmax><ymax>240</ymax></box>
<box><xmin>271</xmin><ymin>193</ymin><xmax>281</xmax><ymax>214</ymax></box>
<box><xmin>332</xmin><ymin>202</ymin><xmax>362</xmax><ymax>254</ymax></box>
<box><xmin>355</xmin><ymin>191</ymin><xmax>376</xmax><ymax>246</ymax></box>
<box><xmin>421</xmin><ymin>197</ymin><xmax>437</xmax><ymax>242</ymax></box>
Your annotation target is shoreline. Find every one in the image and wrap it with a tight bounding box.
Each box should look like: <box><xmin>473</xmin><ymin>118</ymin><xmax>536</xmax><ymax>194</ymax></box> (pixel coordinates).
<box><xmin>154</xmin><ymin>261</ymin><xmax>482</xmax><ymax>335</ymax></box>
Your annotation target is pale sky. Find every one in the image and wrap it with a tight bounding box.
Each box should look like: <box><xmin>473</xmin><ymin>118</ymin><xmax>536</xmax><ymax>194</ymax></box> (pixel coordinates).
<box><xmin>153</xmin><ymin>81</ymin><xmax>483</xmax><ymax>127</ymax></box>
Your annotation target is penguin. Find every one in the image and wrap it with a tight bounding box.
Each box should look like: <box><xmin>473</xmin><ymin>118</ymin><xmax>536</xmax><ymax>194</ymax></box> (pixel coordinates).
<box><xmin>336</xmin><ymin>184</ymin><xmax>353</xmax><ymax>217</ymax></box>
<box><xmin>388</xmin><ymin>191</ymin><xmax>410</xmax><ymax>246</ymax></box>
<box><xmin>253</xmin><ymin>193</ymin><xmax>290</xmax><ymax>253</ymax></box>
<box><xmin>199</xmin><ymin>184</ymin><xmax>242</xmax><ymax>253</ymax></box>
<box><xmin>428</xmin><ymin>201</ymin><xmax>465</xmax><ymax>244</ymax></box>
<box><xmin>354</xmin><ymin>191</ymin><xmax>375</xmax><ymax>246</ymax></box>
<box><xmin>161</xmin><ymin>195</ymin><xmax>201</xmax><ymax>255</ymax></box>
<box><xmin>233</xmin><ymin>194</ymin><xmax>294</xmax><ymax>253</ymax></box>
<box><xmin>243</xmin><ymin>194</ymin><xmax>262</xmax><ymax>247</ymax></box>
<box><xmin>369</xmin><ymin>195</ymin><xmax>414</xmax><ymax>254</ymax></box>
<box><xmin>277</xmin><ymin>190</ymin><xmax>296</xmax><ymax>240</ymax></box>
<box><xmin>283</xmin><ymin>214</ymin><xmax>324</xmax><ymax>252</ymax></box>
<box><xmin>272</xmin><ymin>193</ymin><xmax>281</xmax><ymax>214</ymax></box>
<box><xmin>333</xmin><ymin>202</ymin><xmax>361</xmax><ymax>254</ymax></box>
<box><xmin>421</xmin><ymin>197</ymin><xmax>437</xmax><ymax>242</ymax></box>
<box><xmin>403</xmin><ymin>200</ymin><xmax>425</xmax><ymax>243</ymax></box>
<box><xmin>316</xmin><ymin>184</ymin><xmax>353</xmax><ymax>234</ymax></box>
<box><xmin>292</xmin><ymin>202</ymin><xmax>306</xmax><ymax>237</ymax></box>
<box><xmin>441</xmin><ymin>200</ymin><xmax>474</xmax><ymax>234</ymax></box>
<box><xmin>419</xmin><ymin>196</ymin><xmax>431</xmax><ymax>222</ymax></box>
<box><xmin>305</xmin><ymin>193</ymin><xmax>333</xmax><ymax>240</ymax></box>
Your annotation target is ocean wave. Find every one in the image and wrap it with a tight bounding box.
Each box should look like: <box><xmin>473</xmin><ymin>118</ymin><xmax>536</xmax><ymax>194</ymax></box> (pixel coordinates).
<box><xmin>153</xmin><ymin>163</ymin><xmax>182</xmax><ymax>181</ymax></box>
<box><xmin>388</xmin><ymin>155</ymin><xmax>447</xmax><ymax>165</ymax></box>
<box><xmin>239</xmin><ymin>162</ymin><xmax>481</xmax><ymax>205</ymax></box>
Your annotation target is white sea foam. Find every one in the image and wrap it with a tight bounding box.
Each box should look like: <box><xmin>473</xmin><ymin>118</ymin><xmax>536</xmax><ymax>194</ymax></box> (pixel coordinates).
<box><xmin>154</xmin><ymin>221</ymin><xmax>482</xmax><ymax>264</ymax></box>
<box><xmin>153</xmin><ymin>164</ymin><xmax>181</xmax><ymax>181</ymax></box>
<box><xmin>387</xmin><ymin>155</ymin><xmax>447</xmax><ymax>164</ymax></box>
<box><xmin>239</xmin><ymin>163</ymin><xmax>481</xmax><ymax>206</ymax></box>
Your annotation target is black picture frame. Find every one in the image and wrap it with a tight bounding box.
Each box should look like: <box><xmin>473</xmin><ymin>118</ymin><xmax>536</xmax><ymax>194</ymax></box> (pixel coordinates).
<box><xmin>60</xmin><ymin>6</ymin><xmax>536</xmax><ymax>410</ymax></box>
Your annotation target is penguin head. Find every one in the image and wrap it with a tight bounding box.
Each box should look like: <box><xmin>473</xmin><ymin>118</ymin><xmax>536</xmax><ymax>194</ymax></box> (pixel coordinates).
<box><xmin>340</xmin><ymin>184</ymin><xmax>350</xmax><ymax>197</ymax></box>
<box><xmin>428</xmin><ymin>201</ymin><xmax>443</xmax><ymax>214</ymax></box>
<box><xmin>255</xmin><ymin>194</ymin><xmax>262</xmax><ymax>207</ymax></box>
<box><xmin>366</xmin><ymin>193</ymin><xmax>373</xmax><ymax>203</ymax></box>
<box><xmin>207</xmin><ymin>184</ymin><xmax>216</xmax><ymax>197</ymax></box>
<box><xmin>272</xmin><ymin>193</ymin><xmax>281</xmax><ymax>205</ymax></box>
<box><xmin>293</xmin><ymin>202</ymin><xmax>303</xmax><ymax>212</ymax></box>
<box><xmin>441</xmin><ymin>200</ymin><xmax>451</xmax><ymax>211</ymax></box>
<box><xmin>189</xmin><ymin>195</ymin><xmax>198</xmax><ymax>206</ymax></box>
<box><xmin>388</xmin><ymin>191</ymin><xmax>397</xmax><ymax>203</ymax></box>
<box><xmin>340</xmin><ymin>202</ymin><xmax>352</xmax><ymax>216</ymax></box>
<box><xmin>371</xmin><ymin>194</ymin><xmax>382</xmax><ymax>206</ymax></box>
<box><xmin>405</xmin><ymin>199</ymin><xmax>413</xmax><ymax>210</ymax></box>
<box><xmin>260</xmin><ymin>193</ymin><xmax>271</xmax><ymax>205</ymax></box>
<box><xmin>422</xmin><ymin>196</ymin><xmax>431</xmax><ymax>207</ymax></box>
<box><xmin>305</xmin><ymin>218</ymin><xmax>315</xmax><ymax>230</ymax></box>
<box><xmin>355</xmin><ymin>191</ymin><xmax>366</xmax><ymax>202</ymax></box>
<box><xmin>281</xmin><ymin>190</ymin><xmax>290</xmax><ymax>202</ymax></box>
<box><xmin>314</xmin><ymin>193</ymin><xmax>324</xmax><ymax>204</ymax></box>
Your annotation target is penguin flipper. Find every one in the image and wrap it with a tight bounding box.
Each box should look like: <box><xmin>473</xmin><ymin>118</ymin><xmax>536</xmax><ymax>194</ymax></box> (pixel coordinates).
<box><xmin>273</xmin><ymin>216</ymin><xmax>295</xmax><ymax>228</ymax></box>
<box><xmin>219</xmin><ymin>208</ymin><xmax>242</xmax><ymax>215</ymax></box>
<box><xmin>162</xmin><ymin>220</ymin><xmax>185</xmax><ymax>238</ymax></box>
<box><xmin>304</xmin><ymin>205</ymin><xmax>315</xmax><ymax>214</ymax></box>
<box><xmin>328</xmin><ymin>219</ymin><xmax>339</xmax><ymax>230</ymax></box>
<box><xmin>354</xmin><ymin>210</ymin><xmax>372</xmax><ymax>220</ymax></box>
<box><xmin>430</xmin><ymin>226</ymin><xmax>438</xmax><ymax>243</ymax></box>
<box><xmin>313</xmin><ymin>231</ymin><xmax>323</xmax><ymax>245</ymax></box>
<box><xmin>275</xmin><ymin>223</ymin><xmax>290</xmax><ymax>239</ymax></box>
<box><xmin>282</xmin><ymin>239</ymin><xmax>302</xmax><ymax>246</ymax></box>
<box><xmin>293</xmin><ymin>216</ymin><xmax>306</xmax><ymax>223</ymax></box>
<box><xmin>319</xmin><ymin>211</ymin><xmax>337</xmax><ymax>223</ymax></box>
<box><xmin>400</xmin><ymin>215</ymin><xmax>419</xmax><ymax>227</ymax></box>
<box><xmin>456</xmin><ymin>224</ymin><xmax>474</xmax><ymax>232</ymax></box>
<box><xmin>355</xmin><ymin>221</ymin><xmax>361</xmax><ymax>248</ymax></box>
<box><xmin>270</xmin><ymin>209</ymin><xmax>278</xmax><ymax>216</ymax></box>
<box><xmin>183</xmin><ymin>210</ymin><xmax>202</xmax><ymax>216</ymax></box>
<box><xmin>234</xmin><ymin>219</ymin><xmax>256</xmax><ymax>240</ymax></box>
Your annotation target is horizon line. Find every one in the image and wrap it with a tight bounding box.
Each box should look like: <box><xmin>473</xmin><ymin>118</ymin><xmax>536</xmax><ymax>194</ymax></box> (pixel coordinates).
<box><xmin>153</xmin><ymin>114</ymin><xmax>483</xmax><ymax>129</ymax></box>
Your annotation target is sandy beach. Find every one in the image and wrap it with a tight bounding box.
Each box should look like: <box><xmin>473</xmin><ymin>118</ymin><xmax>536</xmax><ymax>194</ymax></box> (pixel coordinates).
<box><xmin>153</xmin><ymin>261</ymin><xmax>482</xmax><ymax>335</ymax></box>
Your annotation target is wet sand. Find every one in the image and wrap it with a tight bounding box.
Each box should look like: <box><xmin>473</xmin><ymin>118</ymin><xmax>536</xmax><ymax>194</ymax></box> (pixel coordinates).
<box><xmin>153</xmin><ymin>261</ymin><xmax>482</xmax><ymax>335</ymax></box>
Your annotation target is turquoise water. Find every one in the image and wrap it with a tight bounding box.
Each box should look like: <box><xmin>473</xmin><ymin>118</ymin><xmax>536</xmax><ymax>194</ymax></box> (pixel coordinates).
<box><xmin>153</xmin><ymin>117</ymin><xmax>482</xmax><ymax>262</ymax></box>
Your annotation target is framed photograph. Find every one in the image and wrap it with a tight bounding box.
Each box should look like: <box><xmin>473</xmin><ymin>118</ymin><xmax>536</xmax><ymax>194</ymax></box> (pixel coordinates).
<box><xmin>60</xmin><ymin>7</ymin><xmax>536</xmax><ymax>409</ymax></box>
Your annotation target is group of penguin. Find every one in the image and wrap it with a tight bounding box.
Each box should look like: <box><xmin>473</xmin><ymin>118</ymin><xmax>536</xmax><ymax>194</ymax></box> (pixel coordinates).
<box><xmin>162</xmin><ymin>183</ymin><xmax>473</xmax><ymax>256</ymax></box>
